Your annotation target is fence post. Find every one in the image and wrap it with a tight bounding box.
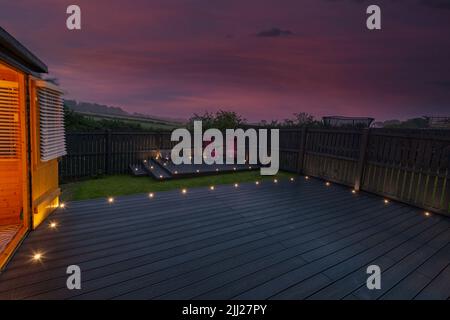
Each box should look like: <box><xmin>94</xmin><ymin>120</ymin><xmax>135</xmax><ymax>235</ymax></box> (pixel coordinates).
<box><xmin>105</xmin><ymin>129</ymin><xmax>112</xmax><ymax>174</ymax></box>
<box><xmin>297</xmin><ymin>127</ymin><xmax>307</xmax><ymax>174</ymax></box>
<box><xmin>355</xmin><ymin>128</ymin><xmax>369</xmax><ymax>191</ymax></box>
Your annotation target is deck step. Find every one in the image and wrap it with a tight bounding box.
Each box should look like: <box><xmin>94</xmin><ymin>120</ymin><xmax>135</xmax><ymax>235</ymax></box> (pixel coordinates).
<box><xmin>129</xmin><ymin>164</ymin><xmax>148</xmax><ymax>176</ymax></box>
<box><xmin>144</xmin><ymin>159</ymin><xmax>172</xmax><ymax>180</ymax></box>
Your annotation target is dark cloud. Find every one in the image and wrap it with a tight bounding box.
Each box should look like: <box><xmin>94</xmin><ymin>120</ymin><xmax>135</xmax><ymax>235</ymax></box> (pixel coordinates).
<box><xmin>420</xmin><ymin>0</ymin><xmax>450</xmax><ymax>9</ymax></box>
<box><xmin>256</xmin><ymin>28</ymin><xmax>294</xmax><ymax>37</ymax></box>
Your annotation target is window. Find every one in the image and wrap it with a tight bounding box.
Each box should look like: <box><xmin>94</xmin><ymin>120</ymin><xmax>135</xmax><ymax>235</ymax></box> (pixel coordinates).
<box><xmin>0</xmin><ymin>80</ymin><xmax>20</xmax><ymax>159</ymax></box>
<box><xmin>36</xmin><ymin>81</ymin><xmax>66</xmax><ymax>161</ymax></box>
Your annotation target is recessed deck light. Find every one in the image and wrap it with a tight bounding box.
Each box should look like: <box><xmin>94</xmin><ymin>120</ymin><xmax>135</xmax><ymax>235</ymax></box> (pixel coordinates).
<box><xmin>32</xmin><ymin>252</ymin><xmax>43</xmax><ymax>262</ymax></box>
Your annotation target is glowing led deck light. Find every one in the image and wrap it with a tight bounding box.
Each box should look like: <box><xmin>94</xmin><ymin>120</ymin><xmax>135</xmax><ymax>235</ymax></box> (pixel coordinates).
<box><xmin>182</xmin><ymin>188</ymin><xmax>187</xmax><ymax>194</ymax></box>
<box><xmin>255</xmin><ymin>181</ymin><xmax>260</xmax><ymax>185</ymax></box>
<box><xmin>149</xmin><ymin>193</ymin><xmax>154</xmax><ymax>198</ymax></box>
<box><xmin>352</xmin><ymin>190</ymin><xmax>356</xmax><ymax>194</ymax></box>
<box><xmin>425</xmin><ymin>211</ymin><xmax>430</xmax><ymax>217</ymax></box>
<box><xmin>32</xmin><ymin>252</ymin><xmax>43</xmax><ymax>262</ymax></box>
<box><xmin>384</xmin><ymin>199</ymin><xmax>389</xmax><ymax>204</ymax></box>
<box><xmin>325</xmin><ymin>182</ymin><xmax>331</xmax><ymax>186</ymax></box>
<box><xmin>233</xmin><ymin>167</ymin><xmax>236</xmax><ymax>171</ymax></box>
<box><xmin>210</xmin><ymin>186</ymin><xmax>215</xmax><ymax>191</ymax></box>
<box><xmin>59</xmin><ymin>203</ymin><xmax>65</xmax><ymax>209</ymax></box>
<box><xmin>234</xmin><ymin>183</ymin><xmax>239</xmax><ymax>188</ymax></box>
<box><xmin>150</xmin><ymin>166</ymin><xmax>154</xmax><ymax>170</ymax></box>
<box><xmin>274</xmin><ymin>179</ymin><xmax>278</xmax><ymax>183</ymax></box>
<box><xmin>216</xmin><ymin>168</ymin><xmax>219</xmax><ymax>172</ymax></box>
<box><xmin>174</xmin><ymin>171</ymin><xmax>178</xmax><ymax>174</ymax></box>
<box><xmin>196</xmin><ymin>169</ymin><xmax>200</xmax><ymax>173</ymax></box>
<box><xmin>290</xmin><ymin>177</ymin><xmax>295</xmax><ymax>182</ymax></box>
<box><xmin>305</xmin><ymin>176</ymin><xmax>309</xmax><ymax>180</ymax></box>
<box><xmin>49</xmin><ymin>221</ymin><xmax>58</xmax><ymax>229</ymax></box>
<box><xmin>159</xmin><ymin>175</ymin><xmax>163</xmax><ymax>179</ymax></box>
<box><xmin>108</xmin><ymin>197</ymin><xmax>114</xmax><ymax>203</ymax></box>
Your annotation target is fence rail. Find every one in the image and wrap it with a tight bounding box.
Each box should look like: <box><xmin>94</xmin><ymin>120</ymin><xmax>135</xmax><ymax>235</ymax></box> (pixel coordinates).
<box><xmin>60</xmin><ymin>128</ymin><xmax>450</xmax><ymax>216</ymax></box>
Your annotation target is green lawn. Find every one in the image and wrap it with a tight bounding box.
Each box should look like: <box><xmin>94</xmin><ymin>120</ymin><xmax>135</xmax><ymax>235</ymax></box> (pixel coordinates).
<box><xmin>61</xmin><ymin>171</ymin><xmax>295</xmax><ymax>201</ymax></box>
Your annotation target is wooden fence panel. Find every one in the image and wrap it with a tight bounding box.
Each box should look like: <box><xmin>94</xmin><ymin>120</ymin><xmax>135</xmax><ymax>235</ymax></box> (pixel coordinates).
<box><xmin>59</xmin><ymin>133</ymin><xmax>107</xmax><ymax>180</ymax></box>
<box><xmin>59</xmin><ymin>131</ymin><xmax>173</xmax><ymax>180</ymax></box>
<box><xmin>362</xmin><ymin>129</ymin><xmax>450</xmax><ymax>215</ymax></box>
<box><xmin>279</xmin><ymin>129</ymin><xmax>303</xmax><ymax>172</ymax></box>
<box><xmin>302</xmin><ymin>129</ymin><xmax>361</xmax><ymax>186</ymax></box>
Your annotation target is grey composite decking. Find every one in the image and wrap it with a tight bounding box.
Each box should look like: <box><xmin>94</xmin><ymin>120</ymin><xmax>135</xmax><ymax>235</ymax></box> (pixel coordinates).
<box><xmin>0</xmin><ymin>177</ymin><xmax>449</xmax><ymax>300</ymax></box>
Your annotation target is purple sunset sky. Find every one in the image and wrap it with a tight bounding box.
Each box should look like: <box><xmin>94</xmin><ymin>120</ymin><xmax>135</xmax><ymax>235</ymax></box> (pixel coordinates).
<box><xmin>1</xmin><ymin>0</ymin><xmax>450</xmax><ymax>122</ymax></box>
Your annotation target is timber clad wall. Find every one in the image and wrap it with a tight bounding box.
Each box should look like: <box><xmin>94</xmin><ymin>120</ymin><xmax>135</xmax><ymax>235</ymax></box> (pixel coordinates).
<box><xmin>60</xmin><ymin>128</ymin><xmax>450</xmax><ymax>215</ymax></box>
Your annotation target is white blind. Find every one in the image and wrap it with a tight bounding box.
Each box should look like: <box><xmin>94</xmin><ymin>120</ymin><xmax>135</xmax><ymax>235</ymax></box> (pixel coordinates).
<box><xmin>0</xmin><ymin>80</ymin><xmax>20</xmax><ymax>159</ymax></box>
<box><xmin>36</xmin><ymin>82</ymin><xmax>66</xmax><ymax>161</ymax></box>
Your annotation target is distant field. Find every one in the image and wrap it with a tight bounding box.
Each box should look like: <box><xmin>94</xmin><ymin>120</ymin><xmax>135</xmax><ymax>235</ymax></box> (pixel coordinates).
<box><xmin>78</xmin><ymin>111</ymin><xmax>185</xmax><ymax>130</ymax></box>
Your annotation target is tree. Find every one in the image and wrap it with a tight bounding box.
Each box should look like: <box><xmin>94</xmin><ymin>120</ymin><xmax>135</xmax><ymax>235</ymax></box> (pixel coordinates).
<box><xmin>189</xmin><ymin>110</ymin><xmax>246</xmax><ymax>131</ymax></box>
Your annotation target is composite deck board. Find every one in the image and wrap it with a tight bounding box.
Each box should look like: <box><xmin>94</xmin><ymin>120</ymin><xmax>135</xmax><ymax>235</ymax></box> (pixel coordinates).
<box><xmin>3</xmin><ymin>185</ymin><xmax>351</xmax><ymax>282</ymax></box>
<box><xmin>0</xmin><ymin>178</ymin><xmax>449</xmax><ymax>300</ymax></box>
<box><xmin>0</xmin><ymin>190</ymin><xmax>368</xmax><ymax>296</ymax></box>
<box><xmin>308</xmin><ymin>222</ymin><xmax>450</xmax><ymax>300</ymax></box>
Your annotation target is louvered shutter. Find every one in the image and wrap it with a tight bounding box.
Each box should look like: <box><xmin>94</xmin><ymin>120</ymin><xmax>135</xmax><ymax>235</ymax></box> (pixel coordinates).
<box><xmin>0</xmin><ymin>80</ymin><xmax>20</xmax><ymax>159</ymax></box>
<box><xmin>36</xmin><ymin>81</ymin><xmax>66</xmax><ymax>161</ymax></box>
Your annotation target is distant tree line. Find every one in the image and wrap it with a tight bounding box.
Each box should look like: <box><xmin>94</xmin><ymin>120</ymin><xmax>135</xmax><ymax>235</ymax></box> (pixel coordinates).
<box><xmin>64</xmin><ymin>106</ymin><xmax>145</xmax><ymax>132</ymax></box>
<box><xmin>65</xmin><ymin>105</ymin><xmax>433</xmax><ymax>132</ymax></box>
